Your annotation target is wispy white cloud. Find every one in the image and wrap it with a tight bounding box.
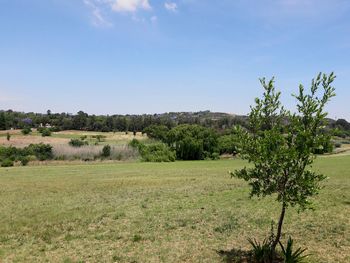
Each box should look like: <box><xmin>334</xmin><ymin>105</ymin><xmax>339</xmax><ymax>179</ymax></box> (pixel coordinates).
<box><xmin>164</xmin><ymin>2</ymin><xmax>177</xmax><ymax>12</ymax></box>
<box><xmin>83</xmin><ymin>0</ymin><xmax>112</xmax><ymax>27</ymax></box>
<box><xmin>111</xmin><ymin>0</ymin><xmax>151</xmax><ymax>13</ymax></box>
<box><xmin>83</xmin><ymin>0</ymin><xmax>153</xmax><ymax>26</ymax></box>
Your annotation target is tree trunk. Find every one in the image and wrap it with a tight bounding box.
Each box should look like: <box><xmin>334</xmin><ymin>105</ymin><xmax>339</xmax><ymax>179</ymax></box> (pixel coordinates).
<box><xmin>272</xmin><ymin>202</ymin><xmax>286</xmax><ymax>253</ymax></box>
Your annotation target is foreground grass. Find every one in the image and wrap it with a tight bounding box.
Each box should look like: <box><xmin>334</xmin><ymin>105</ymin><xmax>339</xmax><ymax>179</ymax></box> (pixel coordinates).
<box><xmin>0</xmin><ymin>157</ymin><xmax>349</xmax><ymax>262</ymax></box>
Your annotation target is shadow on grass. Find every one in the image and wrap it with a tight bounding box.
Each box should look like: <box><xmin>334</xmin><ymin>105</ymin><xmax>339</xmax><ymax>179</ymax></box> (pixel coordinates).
<box><xmin>216</xmin><ymin>248</ymin><xmax>252</xmax><ymax>263</ymax></box>
<box><xmin>217</xmin><ymin>248</ymin><xmax>284</xmax><ymax>263</ymax></box>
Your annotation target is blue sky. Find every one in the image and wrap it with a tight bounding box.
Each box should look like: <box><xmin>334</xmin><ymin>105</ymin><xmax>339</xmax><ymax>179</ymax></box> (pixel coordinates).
<box><xmin>0</xmin><ymin>0</ymin><xmax>349</xmax><ymax>120</ymax></box>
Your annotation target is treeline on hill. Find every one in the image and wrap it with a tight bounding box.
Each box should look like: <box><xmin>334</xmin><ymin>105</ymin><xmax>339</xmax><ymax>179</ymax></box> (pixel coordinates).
<box><xmin>1</xmin><ymin>109</ymin><xmax>349</xmax><ymax>136</ymax></box>
<box><xmin>0</xmin><ymin>110</ymin><xmax>247</xmax><ymax>132</ymax></box>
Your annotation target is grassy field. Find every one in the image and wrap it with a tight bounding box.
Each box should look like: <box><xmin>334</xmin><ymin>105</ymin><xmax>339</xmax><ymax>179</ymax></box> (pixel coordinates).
<box><xmin>0</xmin><ymin>130</ymin><xmax>147</xmax><ymax>148</ymax></box>
<box><xmin>0</xmin><ymin>157</ymin><xmax>349</xmax><ymax>262</ymax></box>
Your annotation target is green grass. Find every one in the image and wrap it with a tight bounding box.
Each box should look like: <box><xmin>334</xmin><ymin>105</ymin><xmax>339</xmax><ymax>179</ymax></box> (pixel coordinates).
<box><xmin>0</xmin><ymin>157</ymin><xmax>349</xmax><ymax>262</ymax></box>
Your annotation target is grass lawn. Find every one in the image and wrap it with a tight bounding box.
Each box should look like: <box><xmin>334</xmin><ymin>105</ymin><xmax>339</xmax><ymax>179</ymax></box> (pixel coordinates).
<box><xmin>0</xmin><ymin>157</ymin><xmax>349</xmax><ymax>262</ymax></box>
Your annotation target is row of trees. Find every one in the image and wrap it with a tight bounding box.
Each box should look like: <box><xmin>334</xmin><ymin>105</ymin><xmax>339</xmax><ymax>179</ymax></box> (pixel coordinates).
<box><xmin>0</xmin><ymin>110</ymin><xmax>248</xmax><ymax>132</ymax></box>
<box><xmin>1</xmin><ymin>109</ymin><xmax>348</xmax><ymax>137</ymax></box>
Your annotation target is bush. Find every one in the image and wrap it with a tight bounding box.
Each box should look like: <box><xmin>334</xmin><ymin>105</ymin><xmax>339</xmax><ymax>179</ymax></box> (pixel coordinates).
<box><xmin>41</xmin><ymin>128</ymin><xmax>52</xmax><ymax>137</ymax></box>
<box><xmin>129</xmin><ymin>138</ymin><xmax>142</xmax><ymax>148</ymax></box>
<box><xmin>1</xmin><ymin>159</ymin><xmax>14</xmax><ymax>167</ymax></box>
<box><xmin>0</xmin><ymin>146</ymin><xmax>20</xmax><ymax>161</ymax></box>
<box><xmin>25</xmin><ymin>143</ymin><xmax>53</xmax><ymax>161</ymax></box>
<box><xmin>129</xmin><ymin>139</ymin><xmax>175</xmax><ymax>162</ymax></box>
<box><xmin>167</xmin><ymin>124</ymin><xmax>218</xmax><ymax>160</ymax></box>
<box><xmin>101</xmin><ymin>145</ymin><xmax>111</xmax><ymax>158</ymax></box>
<box><xmin>21</xmin><ymin>127</ymin><xmax>32</xmax><ymax>135</ymax></box>
<box><xmin>139</xmin><ymin>143</ymin><xmax>176</xmax><ymax>162</ymax></box>
<box><xmin>20</xmin><ymin>156</ymin><xmax>29</xmax><ymax>166</ymax></box>
<box><xmin>69</xmin><ymin>139</ymin><xmax>88</xmax><ymax>147</ymax></box>
<box><xmin>0</xmin><ymin>144</ymin><xmax>53</xmax><ymax>162</ymax></box>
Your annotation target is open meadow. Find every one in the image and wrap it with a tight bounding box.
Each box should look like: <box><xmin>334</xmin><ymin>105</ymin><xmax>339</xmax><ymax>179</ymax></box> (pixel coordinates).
<box><xmin>0</xmin><ymin>156</ymin><xmax>349</xmax><ymax>263</ymax></box>
<box><xmin>0</xmin><ymin>130</ymin><xmax>146</xmax><ymax>163</ymax></box>
<box><xmin>0</xmin><ymin>130</ymin><xmax>147</xmax><ymax>148</ymax></box>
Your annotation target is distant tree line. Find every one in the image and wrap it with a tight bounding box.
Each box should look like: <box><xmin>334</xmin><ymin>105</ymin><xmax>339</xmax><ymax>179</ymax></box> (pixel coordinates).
<box><xmin>0</xmin><ymin>110</ymin><xmax>248</xmax><ymax>132</ymax></box>
<box><xmin>1</xmin><ymin>110</ymin><xmax>348</xmax><ymax>135</ymax></box>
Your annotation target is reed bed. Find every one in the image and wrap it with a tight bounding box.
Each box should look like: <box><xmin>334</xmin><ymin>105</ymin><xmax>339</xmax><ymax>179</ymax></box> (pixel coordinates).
<box><xmin>53</xmin><ymin>144</ymin><xmax>139</xmax><ymax>161</ymax></box>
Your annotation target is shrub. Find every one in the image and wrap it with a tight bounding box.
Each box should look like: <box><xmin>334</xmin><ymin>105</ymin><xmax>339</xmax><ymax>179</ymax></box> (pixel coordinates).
<box><xmin>167</xmin><ymin>124</ymin><xmax>218</xmax><ymax>160</ymax></box>
<box><xmin>69</xmin><ymin>139</ymin><xmax>88</xmax><ymax>147</ymax></box>
<box><xmin>25</xmin><ymin>143</ymin><xmax>53</xmax><ymax>161</ymax></box>
<box><xmin>41</xmin><ymin>128</ymin><xmax>52</xmax><ymax>137</ymax></box>
<box><xmin>1</xmin><ymin>159</ymin><xmax>14</xmax><ymax>167</ymax></box>
<box><xmin>20</xmin><ymin>156</ymin><xmax>29</xmax><ymax>166</ymax></box>
<box><xmin>101</xmin><ymin>145</ymin><xmax>111</xmax><ymax>158</ymax></box>
<box><xmin>129</xmin><ymin>138</ymin><xmax>142</xmax><ymax>148</ymax></box>
<box><xmin>0</xmin><ymin>146</ymin><xmax>20</xmax><ymax>161</ymax></box>
<box><xmin>129</xmin><ymin>139</ymin><xmax>174</xmax><ymax>162</ymax></box>
<box><xmin>21</xmin><ymin>127</ymin><xmax>32</xmax><ymax>135</ymax></box>
<box><xmin>139</xmin><ymin>143</ymin><xmax>176</xmax><ymax>162</ymax></box>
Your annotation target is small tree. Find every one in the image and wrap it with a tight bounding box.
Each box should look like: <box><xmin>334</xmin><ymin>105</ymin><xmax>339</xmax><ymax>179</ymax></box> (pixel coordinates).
<box><xmin>231</xmin><ymin>73</ymin><xmax>336</xmax><ymax>256</ymax></box>
<box><xmin>101</xmin><ymin>145</ymin><xmax>111</xmax><ymax>158</ymax></box>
